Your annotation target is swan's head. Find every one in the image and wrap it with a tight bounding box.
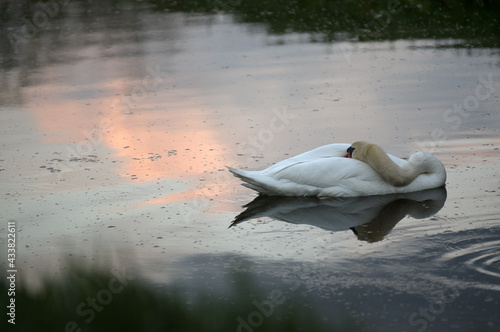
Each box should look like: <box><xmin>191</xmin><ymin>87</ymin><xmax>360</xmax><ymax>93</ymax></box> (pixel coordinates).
<box><xmin>347</xmin><ymin>141</ymin><xmax>447</xmax><ymax>188</ymax></box>
<box><xmin>346</xmin><ymin>141</ymin><xmax>372</xmax><ymax>160</ymax></box>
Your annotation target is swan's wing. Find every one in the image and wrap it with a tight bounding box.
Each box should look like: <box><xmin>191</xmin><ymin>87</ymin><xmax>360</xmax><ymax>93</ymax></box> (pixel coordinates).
<box><xmin>271</xmin><ymin>157</ymin><xmax>377</xmax><ymax>189</ymax></box>
<box><xmin>262</xmin><ymin>143</ymin><xmax>351</xmax><ymax>175</ymax></box>
<box><xmin>272</xmin><ymin>153</ymin><xmax>407</xmax><ymax>185</ymax></box>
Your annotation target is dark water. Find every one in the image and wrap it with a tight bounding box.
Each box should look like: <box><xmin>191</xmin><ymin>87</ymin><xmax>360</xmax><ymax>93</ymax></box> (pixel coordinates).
<box><xmin>1</xmin><ymin>1</ymin><xmax>499</xmax><ymax>331</ymax></box>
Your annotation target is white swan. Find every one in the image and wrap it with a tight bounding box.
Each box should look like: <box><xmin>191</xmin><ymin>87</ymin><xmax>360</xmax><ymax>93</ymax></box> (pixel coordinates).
<box><xmin>227</xmin><ymin>141</ymin><xmax>446</xmax><ymax>197</ymax></box>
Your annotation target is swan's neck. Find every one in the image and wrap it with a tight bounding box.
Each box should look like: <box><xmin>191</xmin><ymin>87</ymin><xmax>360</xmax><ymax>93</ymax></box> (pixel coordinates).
<box><xmin>359</xmin><ymin>144</ymin><xmax>421</xmax><ymax>187</ymax></box>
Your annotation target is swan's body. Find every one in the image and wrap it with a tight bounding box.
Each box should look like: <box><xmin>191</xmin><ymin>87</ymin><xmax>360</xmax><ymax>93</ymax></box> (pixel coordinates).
<box><xmin>227</xmin><ymin>142</ymin><xmax>446</xmax><ymax>197</ymax></box>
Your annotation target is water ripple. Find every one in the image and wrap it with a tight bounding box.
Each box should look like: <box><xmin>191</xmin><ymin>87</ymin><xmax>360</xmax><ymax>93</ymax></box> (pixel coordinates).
<box><xmin>440</xmin><ymin>236</ymin><xmax>500</xmax><ymax>291</ymax></box>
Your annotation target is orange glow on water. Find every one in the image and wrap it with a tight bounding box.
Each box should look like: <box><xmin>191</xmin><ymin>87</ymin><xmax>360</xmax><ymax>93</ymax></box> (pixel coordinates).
<box><xmin>27</xmin><ymin>79</ymin><xmax>232</xmax><ymax>186</ymax></box>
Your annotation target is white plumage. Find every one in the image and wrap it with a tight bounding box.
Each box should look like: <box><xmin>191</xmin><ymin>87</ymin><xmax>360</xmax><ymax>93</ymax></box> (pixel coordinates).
<box><xmin>228</xmin><ymin>143</ymin><xmax>446</xmax><ymax>197</ymax></box>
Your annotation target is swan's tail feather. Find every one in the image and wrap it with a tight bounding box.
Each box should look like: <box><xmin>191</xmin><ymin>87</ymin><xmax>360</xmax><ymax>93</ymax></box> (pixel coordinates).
<box><xmin>227</xmin><ymin>166</ymin><xmax>273</xmax><ymax>195</ymax></box>
<box><xmin>226</xmin><ymin>166</ymin><xmax>255</xmax><ymax>184</ymax></box>
<box><xmin>227</xmin><ymin>166</ymin><xmax>320</xmax><ymax>196</ymax></box>
<box><xmin>226</xmin><ymin>166</ymin><xmax>247</xmax><ymax>180</ymax></box>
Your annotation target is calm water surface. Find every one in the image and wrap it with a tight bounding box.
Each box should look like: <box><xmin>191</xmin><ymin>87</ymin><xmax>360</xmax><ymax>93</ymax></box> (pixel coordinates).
<box><xmin>0</xmin><ymin>2</ymin><xmax>499</xmax><ymax>331</ymax></box>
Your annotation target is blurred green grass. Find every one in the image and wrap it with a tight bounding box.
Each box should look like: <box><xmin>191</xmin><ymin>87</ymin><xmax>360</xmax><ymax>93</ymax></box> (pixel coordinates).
<box><xmin>152</xmin><ymin>0</ymin><xmax>500</xmax><ymax>45</ymax></box>
<box><xmin>1</xmin><ymin>262</ymin><xmax>360</xmax><ymax>332</ymax></box>
<box><xmin>2</xmin><ymin>0</ymin><xmax>499</xmax><ymax>47</ymax></box>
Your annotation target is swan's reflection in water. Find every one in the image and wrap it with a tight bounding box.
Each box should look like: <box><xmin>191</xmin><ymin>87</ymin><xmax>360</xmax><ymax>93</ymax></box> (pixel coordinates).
<box><xmin>230</xmin><ymin>187</ymin><xmax>447</xmax><ymax>242</ymax></box>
